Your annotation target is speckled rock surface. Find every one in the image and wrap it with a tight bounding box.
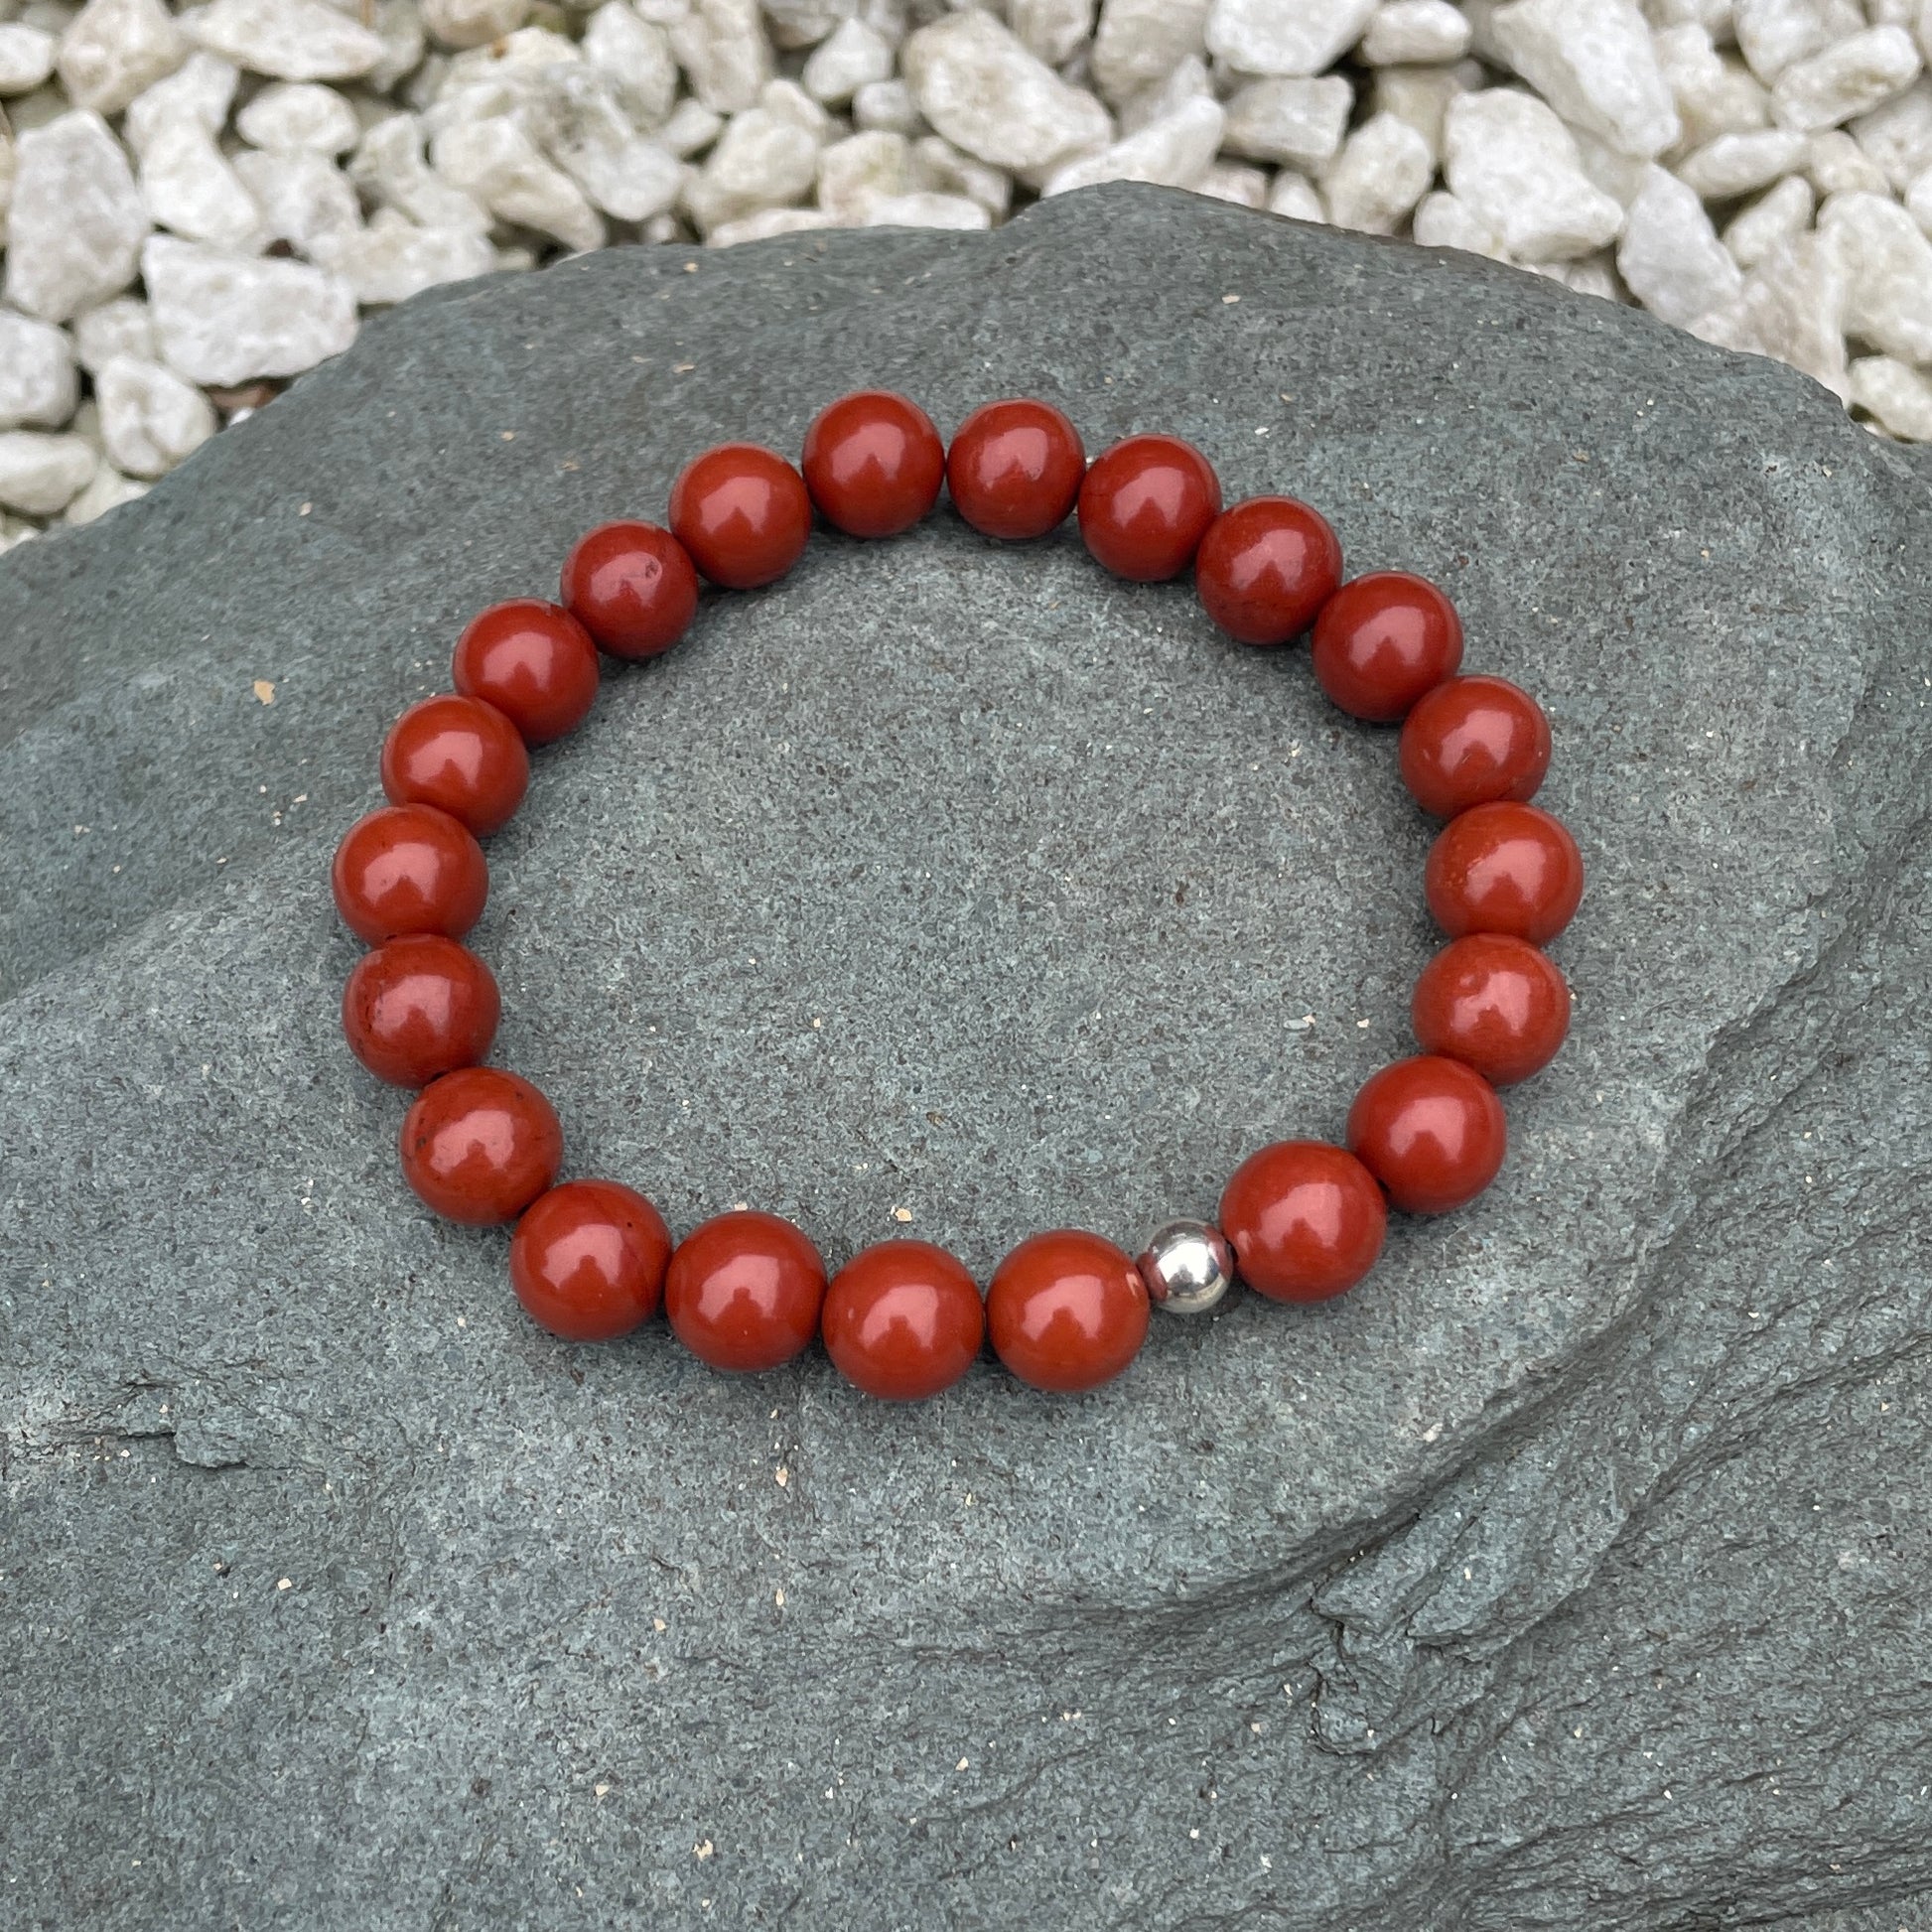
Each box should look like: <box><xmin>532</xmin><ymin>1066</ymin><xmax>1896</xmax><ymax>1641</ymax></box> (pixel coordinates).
<box><xmin>2</xmin><ymin>186</ymin><xmax>1930</xmax><ymax>1931</ymax></box>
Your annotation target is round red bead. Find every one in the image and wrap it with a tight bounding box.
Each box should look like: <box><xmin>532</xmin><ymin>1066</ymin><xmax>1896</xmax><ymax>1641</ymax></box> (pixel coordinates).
<box><xmin>379</xmin><ymin>693</ymin><xmax>529</xmax><ymax>837</ymax></box>
<box><xmin>399</xmin><ymin>1066</ymin><xmax>563</xmax><ymax>1225</ymax></box>
<box><xmin>1194</xmin><ymin>495</ymin><xmax>1343</xmax><ymax>646</ymax></box>
<box><xmin>821</xmin><ymin>1238</ymin><xmax>985</xmax><ymax>1401</ymax></box>
<box><xmin>986</xmin><ymin>1229</ymin><xmax>1149</xmax><ymax>1394</ymax></box>
<box><xmin>560</xmin><ymin>520</ymin><xmax>699</xmax><ymax>660</ymax></box>
<box><xmin>944</xmin><ymin>397</ymin><xmax>1085</xmax><ymax>541</ymax></box>
<box><xmin>664</xmin><ymin>1209</ymin><xmax>827</xmax><ymax>1373</ymax></box>
<box><xmin>1218</xmin><ymin>1140</ymin><xmax>1387</xmax><ymax>1304</ymax></box>
<box><xmin>452</xmin><ymin>599</ymin><xmax>601</xmax><ymax>746</ymax></box>
<box><xmin>1399</xmin><ymin>674</ymin><xmax>1552</xmax><ymax>819</ymax></box>
<box><xmin>1346</xmin><ymin>1054</ymin><xmax>1506</xmax><ymax>1215</ymax></box>
<box><xmin>668</xmin><ymin>443</ymin><xmax>812</xmax><ymax>590</ymax></box>
<box><xmin>801</xmin><ymin>389</ymin><xmax>946</xmax><ymax>539</ymax></box>
<box><xmin>1424</xmin><ymin>800</ymin><xmax>1585</xmax><ymax>944</ymax></box>
<box><xmin>332</xmin><ymin>802</ymin><xmax>487</xmax><ymax>945</ymax></box>
<box><xmin>1077</xmin><ymin>433</ymin><xmax>1222</xmax><ymax>582</ymax></box>
<box><xmin>1311</xmin><ymin>571</ymin><xmax>1464</xmax><ymax>723</ymax></box>
<box><xmin>341</xmin><ymin>933</ymin><xmax>499</xmax><ymax>1087</ymax></box>
<box><xmin>1412</xmin><ymin>932</ymin><xmax>1571</xmax><ymax>1087</ymax></box>
<box><xmin>510</xmin><ymin>1179</ymin><xmax>672</xmax><ymax>1342</ymax></box>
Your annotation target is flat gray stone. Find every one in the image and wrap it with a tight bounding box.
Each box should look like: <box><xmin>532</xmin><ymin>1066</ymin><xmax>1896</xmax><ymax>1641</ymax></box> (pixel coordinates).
<box><xmin>3</xmin><ymin>186</ymin><xmax>1930</xmax><ymax>1929</ymax></box>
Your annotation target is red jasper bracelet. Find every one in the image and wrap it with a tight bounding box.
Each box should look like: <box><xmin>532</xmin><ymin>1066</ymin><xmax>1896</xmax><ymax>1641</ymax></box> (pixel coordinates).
<box><xmin>333</xmin><ymin>390</ymin><xmax>1583</xmax><ymax>1402</ymax></box>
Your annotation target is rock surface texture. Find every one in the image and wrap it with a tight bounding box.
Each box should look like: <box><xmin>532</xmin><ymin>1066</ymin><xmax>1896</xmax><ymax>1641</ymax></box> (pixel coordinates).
<box><xmin>2</xmin><ymin>188</ymin><xmax>1930</xmax><ymax>1931</ymax></box>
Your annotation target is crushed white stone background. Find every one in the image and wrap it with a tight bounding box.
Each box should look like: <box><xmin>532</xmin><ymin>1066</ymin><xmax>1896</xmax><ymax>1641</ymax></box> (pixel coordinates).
<box><xmin>6</xmin><ymin>0</ymin><xmax>1932</xmax><ymax>552</ymax></box>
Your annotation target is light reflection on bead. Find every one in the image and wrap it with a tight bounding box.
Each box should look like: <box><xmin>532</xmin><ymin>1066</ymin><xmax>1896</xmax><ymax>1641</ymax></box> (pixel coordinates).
<box><xmin>1137</xmin><ymin>1219</ymin><xmax>1235</xmax><ymax>1315</ymax></box>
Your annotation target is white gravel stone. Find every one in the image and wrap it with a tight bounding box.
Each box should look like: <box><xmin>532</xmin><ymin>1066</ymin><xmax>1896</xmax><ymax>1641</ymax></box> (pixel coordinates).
<box><xmin>816</xmin><ymin>125</ymin><xmax>906</xmax><ymax>217</ymax></box>
<box><xmin>1732</xmin><ymin>0</ymin><xmax>1862</xmax><ymax>83</ymax></box>
<box><xmin>0</xmin><ymin>23</ymin><xmax>58</xmax><ymax>93</ymax></box>
<box><xmin>706</xmin><ymin>203</ymin><xmax>832</xmax><ymax>244</ymax></box>
<box><xmin>63</xmin><ymin>459</ymin><xmax>146</xmax><ymax>522</ymax></box>
<box><xmin>94</xmin><ymin>349</ymin><xmax>214</xmax><ymax>476</ymax></box>
<box><xmin>901</xmin><ymin>11</ymin><xmax>1110</xmax><ymax>177</ymax></box>
<box><xmin>190</xmin><ymin>0</ymin><xmax>385</xmax><ymax>82</ymax></box>
<box><xmin>0</xmin><ymin>308</ymin><xmax>76</xmax><ymax>426</ymax></box>
<box><xmin>864</xmin><ymin>189</ymin><xmax>990</xmax><ymax>228</ymax></box>
<box><xmin>1205</xmin><ymin>0</ymin><xmax>1377</xmax><ymax>75</ymax></box>
<box><xmin>1725</xmin><ymin>228</ymin><xmax>1850</xmax><ymax>395</ymax></box>
<box><xmin>1821</xmin><ymin>185</ymin><xmax>1932</xmax><ymax>358</ymax></box>
<box><xmin>1850</xmin><ymin>78</ymin><xmax>1932</xmax><ymax>188</ymax></box>
<box><xmin>1116</xmin><ymin>53</ymin><xmax>1209</xmax><ymax>135</ymax></box>
<box><xmin>1674</xmin><ymin>125</ymin><xmax>1805</xmax><ymax>195</ymax></box>
<box><xmin>1805</xmin><ymin>125</ymin><xmax>1890</xmax><ymax>193</ymax></box>
<box><xmin>1413</xmin><ymin>186</ymin><xmax>1509</xmax><ymax>255</ymax></box>
<box><xmin>910</xmin><ymin>134</ymin><xmax>1011</xmax><ymax>216</ymax></box>
<box><xmin>1194</xmin><ymin>158</ymin><xmax>1269</xmax><ymax>205</ymax></box>
<box><xmin>432</xmin><ymin>121</ymin><xmax>606</xmax><ymax>252</ymax></box>
<box><xmin>1615</xmin><ymin>161</ymin><xmax>1740</xmax><ymax>323</ymax></box>
<box><xmin>801</xmin><ymin>17</ymin><xmax>892</xmax><ymax>105</ymax></box>
<box><xmin>583</xmin><ymin>3</ymin><xmax>680</xmax><ymax>126</ymax></box>
<box><xmin>1041</xmin><ymin>90</ymin><xmax>1221</xmax><ymax>194</ymax></box>
<box><xmin>759</xmin><ymin>75</ymin><xmax>833</xmax><ymax>140</ymax></box>
<box><xmin>368</xmin><ymin>0</ymin><xmax>427</xmax><ymax>95</ymax></box>
<box><xmin>1266</xmin><ymin>167</ymin><xmax>1325</xmax><ymax>220</ymax></box>
<box><xmin>1848</xmin><ymin>350</ymin><xmax>1932</xmax><ymax>434</ymax></box>
<box><xmin>138</xmin><ymin>120</ymin><xmax>261</xmax><ymax>246</ymax></box>
<box><xmin>422</xmin><ymin>0</ymin><xmax>530</xmax><ymax>52</ymax></box>
<box><xmin>1905</xmin><ymin>160</ymin><xmax>1932</xmax><ymax>231</ymax></box>
<box><xmin>235</xmin><ymin>80</ymin><xmax>361</xmax><ymax>154</ymax></box>
<box><xmin>310</xmin><ymin>207</ymin><xmax>494</xmax><ymax>301</ymax></box>
<box><xmin>852</xmin><ymin>77</ymin><xmax>919</xmax><ymax>135</ymax></box>
<box><xmin>530</xmin><ymin>64</ymin><xmax>688</xmax><ymax>220</ymax></box>
<box><xmin>668</xmin><ymin>0</ymin><xmax>771</xmax><ymax>113</ymax></box>
<box><xmin>760</xmin><ymin>0</ymin><xmax>852</xmax><ymax>52</ymax></box>
<box><xmin>72</xmin><ymin>293</ymin><xmax>151</xmax><ymax>369</ymax></box>
<box><xmin>682</xmin><ymin>100</ymin><xmax>817</xmax><ymax>232</ymax></box>
<box><xmin>1490</xmin><ymin>0</ymin><xmax>1679</xmax><ymax>157</ymax></box>
<box><xmin>1221</xmin><ymin>74</ymin><xmax>1351</xmax><ymax>167</ymax></box>
<box><xmin>352</xmin><ymin>112</ymin><xmax>489</xmax><ymax>231</ymax></box>
<box><xmin>232</xmin><ymin>146</ymin><xmax>361</xmax><ymax>251</ymax></box>
<box><xmin>56</xmin><ymin>0</ymin><xmax>183</xmax><ymax>115</ymax></box>
<box><xmin>1012</xmin><ymin>0</ymin><xmax>1095</xmax><ymax>69</ymax></box>
<box><xmin>1372</xmin><ymin>61</ymin><xmax>1480</xmax><ymax>151</ymax></box>
<box><xmin>1359</xmin><ymin>0</ymin><xmax>1470</xmax><ymax>64</ymax></box>
<box><xmin>3</xmin><ymin>109</ymin><xmax>149</xmax><ymax>320</ymax></box>
<box><xmin>656</xmin><ymin>95</ymin><xmax>724</xmax><ymax>155</ymax></box>
<box><xmin>1572</xmin><ymin>126</ymin><xmax>1648</xmax><ymax>201</ymax></box>
<box><xmin>1443</xmin><ymin>88</ymin><xmax>1626</xmax><ymax>260</ymax></box>
<box><xmin>1320</xmin><ymin>107</ymin><xmax>1432</xmax><ymax>231</ymax></box>
<box><xmin>123</xmin><ymin>50</ymin><xmax>236</xmax><ymax>154</ymax></box>
<box><xmin>1089</xmin><ymin>0</ymin><xmax>1208</xmax><ymax>107</ymax></box>
<box><xmin>1772</xmin><ymin>26</ymin><xmax>1921</xmax><ymax>132</ymax></box>
<box><xmin>0</xmin><ymin>427</ymin><xmax>95</xmax><ymax>512</ymax></box>
<box><xmin>142</xmin><ymin>233</ymin><xmax>358</xmax><ymax>382</ymax></box>
<box><xmin>1723</xmin><ymin>171</ymin><xmax>1815</xmax><ymax>264</ymax></box>
<box><xmin>1654</xmin><ymin>26</ymin><xmax>1772</xmax><ymax>145</ymax></box>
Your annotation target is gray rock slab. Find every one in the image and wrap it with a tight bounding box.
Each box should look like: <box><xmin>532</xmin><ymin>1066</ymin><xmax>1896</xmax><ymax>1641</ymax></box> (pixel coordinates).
<box><xmin>2</xmin><ymin>186</ymin><xmax>1930</xmax><ymax>1929</ymax></box>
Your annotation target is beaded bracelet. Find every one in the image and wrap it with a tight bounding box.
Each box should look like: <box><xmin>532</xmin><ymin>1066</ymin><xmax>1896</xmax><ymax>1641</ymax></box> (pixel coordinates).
<box><xmin>333</xmin><ymin>391</ymin><xmax>1583</xmax><ymax>1401</ymax></box>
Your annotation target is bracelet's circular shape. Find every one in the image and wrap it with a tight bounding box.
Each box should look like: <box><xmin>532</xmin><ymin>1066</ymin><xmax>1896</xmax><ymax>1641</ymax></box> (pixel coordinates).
<box><xmin>333</xmin><ymin>389</ymin><xmax>1585</xmax><ymax>1401</ymax></box>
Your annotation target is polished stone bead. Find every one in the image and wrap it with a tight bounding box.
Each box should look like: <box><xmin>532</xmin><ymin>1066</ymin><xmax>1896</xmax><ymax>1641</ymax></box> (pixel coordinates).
<box><xmin>668</xmin><ymin>443</ymin><xmax>812</xmax><ymax>590</ymax></box>
<box><xmin>986</xmin><ymin>1228</ymin><xmax>1149</xmax><ymax>1393</ymax></box>
<box><xmin>560</xmin><ymin>520</ymin><xmax>699</xmax><ymax>661</ymax></box>
<box><xmin>452</xmin><ymin>599</ymin><xmax>602</xmax><ymax>746</ymax></box>
<box><xmin>1412</xmin><ymin>932</ymin><xmax>1571</xmax><ymax>1086</ymax></box>
<box><xmin>399</xmin><ymin>1065</ymin><xmax>563</xmax><ymax>1225</ymax></box>
<box><xmin>802</xmin><ymin>389</ymin><xmax>946</xmax><ymax>539</ymax></box>
<box><xmin>1311</xmin><ymin>571</ymin><xmax>1463</xmax><ymax>722</ymax></box>
<box><xmin>379</xmin><ymin>693</ymin><xmax>529</xmax><ymax>837</ymax></box>
<box><xmin>1399</xmin><ymin>674</ymin><xmax>1552</xmax><ymax>818</ymax></box>
<box><xmin>944</xmin><ymin>397</ymin><xmax>1085</xmax><ymax>541</ymax></box>
<box><xmin>331</xmin><ymin>802</ymin><xmax>488</xmax><ymax>945</ymax></box>
<box><xmin>510</xmin><ymin>1178</ymin><xmax>672</xmax><ymax>1342</ymax></box>
<box><xmin>1345</xmin><ymin>1054</ymin><xmax>1506</xmax><ymax>1215</ymax></box>
<box><xmin>1193</xmin><ymin>495</ymin><xmax>1342</xmax><ymax>646</ymax></box>
<box><xmin>341</xmin><ymin>932</ymin><xmax>498</xmax><ymax>1087</ymax></box>
<box><xmin>1424</xmin><ymin>800</ymin><xmax>1585</xmax><ymax>944</ymax></box>
<box><xmin>664</xmin><ymin>1208</ymin><xmax>827</xmax><ymax>1373</ymax></box>
<box><xmin>821</xmin><ymin>1238</ymin><xmax>984</xmax><ymax>1400</ymax></box>
<box><xmin>1077</xmin><ymin>433</ymin><xmax>1221</xmax><ymax>582</ymax></box>
<box><xmin>1218</xmin><ymin>1140</ymin><xmax>1387</xmax><ymax>1303</ymax></box>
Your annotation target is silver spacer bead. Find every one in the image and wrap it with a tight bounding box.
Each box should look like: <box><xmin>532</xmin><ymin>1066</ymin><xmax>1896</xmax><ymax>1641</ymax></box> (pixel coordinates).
<box><xmin>1137</xmin><ymin>1219</ymin><xmax>1235</xmax><ymax>1315</ymax></box>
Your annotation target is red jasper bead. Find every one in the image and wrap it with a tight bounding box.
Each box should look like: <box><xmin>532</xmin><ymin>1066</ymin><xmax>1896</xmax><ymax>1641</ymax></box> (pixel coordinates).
<box><xmin>986</xmin><ymin>1229</ymin><xmax>1149</xmax><ymax>1394</ymax></box>
<box><xmin>452</xmin><ymin>599</ymin><xmax>601</xmax><ymax>745</ymax></box>
<box><xmin>332</xmin><ymin>802</ymin><xmax>487</xmax><ymax>945</ymax></box>
<box><xmin>821</xmin><ymin>1239</ymin><xmax>985</xmax><ymax>1401</ymax></box>
<box><xmin>664</xmin><ymin>1209</ymin><xmax>827</xmax><ymax>1373</ymax></box>
<box><xmin>1346</xmin><ymin>1054</ymin><xmax>1506</xmax><ymax>1215</ymax></box>
<box><xmin>1311</xmin><ymin>571</ymin><xmax>1464</xmax><ymax>723</ymax></box>
<box><xmin>510</xmin><ymin>1178</ymin><xmax>672</xmax><ymax>1342</ymax></box>
<box><xmin>944</xmin><ymin>397</ymin><xmax>1085</xmax><ymax>540</ymax></box>
<box><xmin>1412</xmin><ymin>933</ymin><xmax>1571</xmax><ymax>1087</ymax></box>
<box><xmin>1399</xmin><ymin>675</ymin><xmax>1552</xmax><ymax>819</ymax></box>
<box><xmin>560</xmin><ymin>520</ymin><xmax>699</xmax><ymax>660</ymax></box>
<box><xmin>801</xmin><ymin>389</ymin><xmax>946</xmax><ymax>539</ymax></box>
<box><xmin>1424</xmin><ymin>800</ymin><xmax>1585</xmax><ymax>944</ymax></box>
<box><xmin>399</xmin><ymin>1066</ymin><xmax>563</xmax><ymax>1225</ymax></box>
<box><xmin>1194</xmin><ymin>495</ymin><xmax>1343</xmax><ymax>646</ymax></box>
<box><xmin>1077</xmin><ymin>433</ymin><xmax>1222</xmax><ymax>582</ymax></box>
<box><xmin>668</xmin><ymin>443</ymin><xmax>812</xmax><ymax>590</ymax></box>
<box><xmin>379</xmin><ymin>693</ymin><xmax>529</xmax><ymax>837</ymax></box>
<box><xmin>1218</xmin><ymin>1140</ymin><xmax>1387</xmax><ymax>1304</ymax></box>
<box><xmin>342</xmin><ymin>933</ymin><xmax>499</xmax><ymax>1087</ymax></box>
